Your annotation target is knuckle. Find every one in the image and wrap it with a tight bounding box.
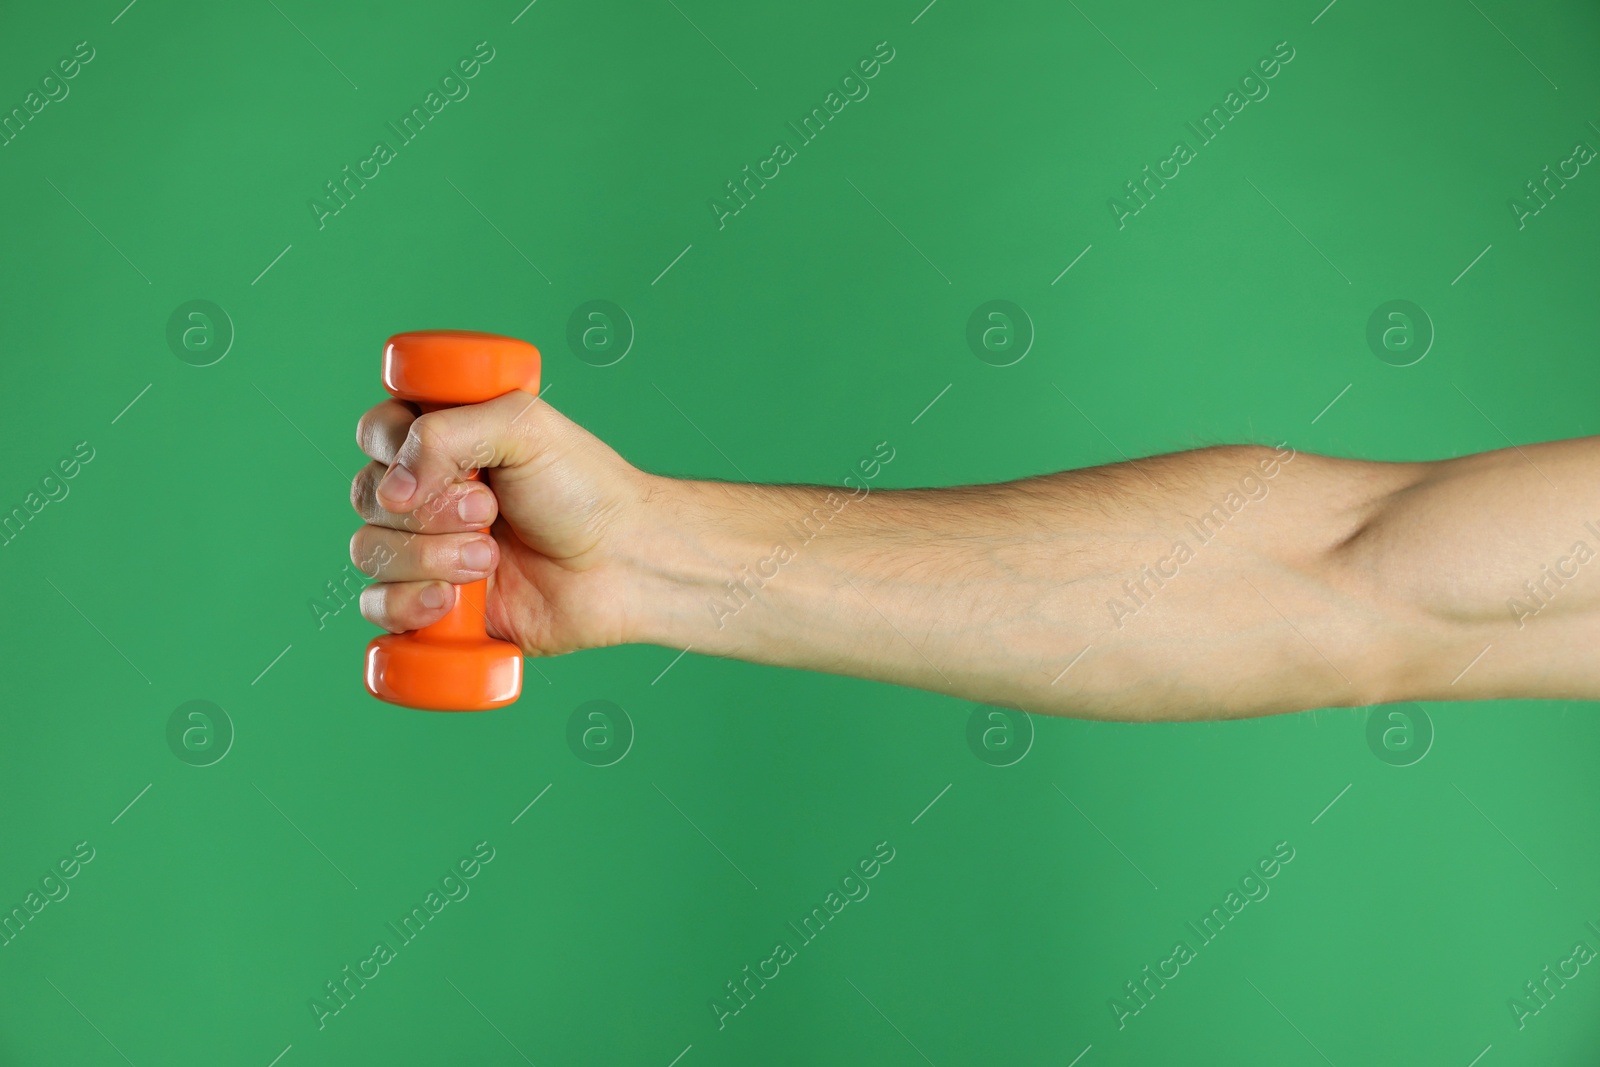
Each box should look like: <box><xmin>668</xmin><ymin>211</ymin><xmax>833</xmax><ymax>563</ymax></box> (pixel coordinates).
<box><xmin>355</xmin><ymin>407</ymin><xmax>378</xmax><ymax>450</ymax></box>
<box><xmin>410</xmin><ymin>412</ymin><xmax>449</xmax><ymax>457</ymax></box>
<box><xmin>352</xmin><ymin>530</ymin><xmax>395</xmax><ymax>579</ymax></box>
<box><xmin>351</xmin><ymin>463</ymin><xmax>380</xmax><ymax>518</ymax></box>
<box><xmin>359</xmin><ymin>584</ymin><xmax>386</xmax><ymax>624</ymax></box>
<box><xmin>360</xmin><ymin>401</ymin><xmax>415</xmax><ymax>463</ymax></box>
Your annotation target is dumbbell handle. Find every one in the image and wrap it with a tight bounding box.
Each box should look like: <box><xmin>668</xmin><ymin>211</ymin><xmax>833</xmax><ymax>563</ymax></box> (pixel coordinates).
<box><xmin>415</xmin><ymin>444</ymin><xmax>489</xmax><ymax>644</ymax></box>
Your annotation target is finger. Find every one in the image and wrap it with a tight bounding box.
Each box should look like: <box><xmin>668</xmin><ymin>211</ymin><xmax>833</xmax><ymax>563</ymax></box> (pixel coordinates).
<box><xmin>351</xmin><ymin>459</ymin><xmax>500</xmax><ymax>533</ymax></box>
<box><xmin>356</xmin><ymin>399</ymin><xmax>421</xmax><ymax>465</ymax></box>
<box><xmin>350</xmin><ymin>524</ymin><xmax>498</xmax><ymax>584</ymax></box>
<box><xmin>373</xmin><ymin>391</ymin><xmax>543</xmax><ymax>515</ymax></box>
<box><xmin>360</xmin><ymin>580</ymin><xmax>457</xmax><ymax>633</ymax></box>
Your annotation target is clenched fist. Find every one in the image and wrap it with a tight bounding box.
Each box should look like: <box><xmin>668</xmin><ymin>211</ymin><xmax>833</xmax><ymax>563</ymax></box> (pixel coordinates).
<box><xmin>349</xmin><ymin>391</ymin><xmax>660</xmax><ymax>658</ymax></box>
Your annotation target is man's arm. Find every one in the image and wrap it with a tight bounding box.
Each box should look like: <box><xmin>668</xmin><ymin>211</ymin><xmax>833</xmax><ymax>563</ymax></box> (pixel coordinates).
<box><xmin>353</xmin><ymin>396</ymin><xmax>1600</xmax><ymax>722</ymax></box>
<box><xmin>624</xmin><ymin>438</ymin><xmax>1600</xmax><ymax>721</ymax></box>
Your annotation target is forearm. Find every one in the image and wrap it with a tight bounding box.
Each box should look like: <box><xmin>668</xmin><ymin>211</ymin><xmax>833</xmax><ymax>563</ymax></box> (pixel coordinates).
<box><xmin>625</xmin><ymin>443</ymin><xmax>1441</xmax><ymax>721</ymax></box>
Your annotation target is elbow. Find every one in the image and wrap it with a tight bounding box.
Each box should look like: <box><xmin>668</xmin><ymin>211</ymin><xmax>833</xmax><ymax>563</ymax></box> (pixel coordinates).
<box><xmin>1314</xmin><ymin>457</ymin><xmax>1448</xmax><ymax>707</ymax></box>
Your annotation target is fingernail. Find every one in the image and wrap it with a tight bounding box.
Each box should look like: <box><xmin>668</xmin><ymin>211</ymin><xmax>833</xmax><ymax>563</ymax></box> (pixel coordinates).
<box><xmin>458</xmin><ymin>489</ymin><xmax>494</xmax><ymax>525</ymax></box>
<box><xmin>379</xmin><ymin>464</ymin><xmax>417</xmax><ymax>507</ymax></box>
<box><xmin>420</xmin><ymin>583</ymin><xmax>449</xmax><ymax>610</ymax></box>
<box><xmin>460</xmin><ymin>539</ymin><xmax>493</xmax><ymax>572</ymax></box>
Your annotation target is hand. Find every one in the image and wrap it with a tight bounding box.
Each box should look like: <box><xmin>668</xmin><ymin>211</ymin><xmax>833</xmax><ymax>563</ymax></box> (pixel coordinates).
<box><xmin>349</xmin><ymin>391</ymin><xmax>657</xmax><ymax>657</ymax></box>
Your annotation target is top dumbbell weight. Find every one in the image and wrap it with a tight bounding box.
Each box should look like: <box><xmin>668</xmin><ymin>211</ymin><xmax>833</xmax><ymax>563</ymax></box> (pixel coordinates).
<box><xmin>363</xmin><ymin>329</ymin><xmax>541</xmax><ymax>711</ymax></box>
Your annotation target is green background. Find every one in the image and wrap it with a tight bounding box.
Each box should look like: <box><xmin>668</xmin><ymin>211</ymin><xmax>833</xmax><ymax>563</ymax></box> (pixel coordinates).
<box><xmin>3</xmin><ymin>0</ymin><xmax>1599</xmax><ymax>1063</ymax></box>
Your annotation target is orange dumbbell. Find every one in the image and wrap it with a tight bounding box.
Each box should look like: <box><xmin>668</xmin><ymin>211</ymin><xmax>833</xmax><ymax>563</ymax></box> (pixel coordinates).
<box><xmin>363</xmin><ymin>329</ymin><xmax>540</xmax><ymax>711</ymax></box>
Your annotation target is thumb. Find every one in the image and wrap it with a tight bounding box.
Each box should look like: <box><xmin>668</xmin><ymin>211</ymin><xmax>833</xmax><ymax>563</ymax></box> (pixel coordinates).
<box><xmin>374</xmin><ymin>391</ymin><xmax>528</xmax><ymax>522</ymax></box>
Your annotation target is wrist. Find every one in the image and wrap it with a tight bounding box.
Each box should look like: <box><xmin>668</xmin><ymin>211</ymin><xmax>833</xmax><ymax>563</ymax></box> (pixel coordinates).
<box><xmin>616</xmin><ymin>473</ymin><xmax>886</xmax><ymax>658</ymax></box>
<box><xmin>614</xmin><ymin>474</ymin><xmax>765</xmax><ymax>653</ymax></box>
